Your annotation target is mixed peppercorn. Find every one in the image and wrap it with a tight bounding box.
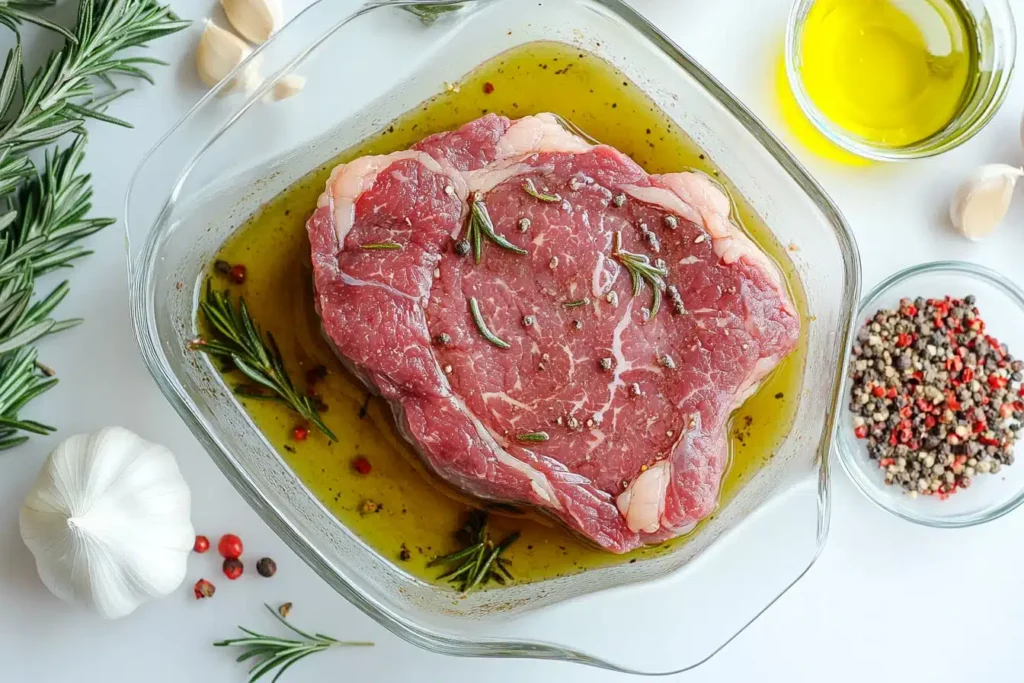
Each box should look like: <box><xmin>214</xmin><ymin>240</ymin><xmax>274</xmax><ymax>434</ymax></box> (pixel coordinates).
<box><xmin>849</xmin><ymin>296</ymin><xmax>1021</xmax><ymax>499</ymax></box>
<box><xmin>190</xmin><ymin>532</ymin><xmax>277</xmax><ymax>599</ymax></box>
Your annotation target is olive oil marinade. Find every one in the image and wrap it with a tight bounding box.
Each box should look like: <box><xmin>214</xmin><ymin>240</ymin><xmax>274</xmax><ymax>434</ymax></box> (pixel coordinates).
<box><xmin>205</xmin><ymin>41</ymin><xmax>809</xmax><ymax>586</ymax></box>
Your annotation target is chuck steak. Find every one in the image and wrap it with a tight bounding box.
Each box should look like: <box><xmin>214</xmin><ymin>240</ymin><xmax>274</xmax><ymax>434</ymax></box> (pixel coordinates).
<box><xmin>307</xmin><ymin>113</ymin><xmax>800</xmax><ymax>553</ymax></box>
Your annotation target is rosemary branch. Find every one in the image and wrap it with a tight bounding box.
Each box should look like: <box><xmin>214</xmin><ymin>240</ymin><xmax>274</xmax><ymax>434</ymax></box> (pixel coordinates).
<box><xmin>427</xmin><ymin>511</ymin><xmax>519</xmax><ymax>593</ymax></box>
<box><xmin>214</xmin><ymin>604</ymin><xmax>374</xmax><ymax>683</ymax></box>
<box><xmin>0</xmin><ymin>0</ymin><xmax>185</xmax><ymax>449</ymax></box>
<box><xmin>463</xmin><ymin>192</ymin><xmax>528</xmax><ymax>263</ymax></box>
<box><xmin>612</xmin><ymin>231</ymin><xmax>668</xmax><ymax>319</ymax></box>
<box><xmin>195</xmin><ymin>283</ymin><xmax>337</xmax><ymax>441</ymax></box>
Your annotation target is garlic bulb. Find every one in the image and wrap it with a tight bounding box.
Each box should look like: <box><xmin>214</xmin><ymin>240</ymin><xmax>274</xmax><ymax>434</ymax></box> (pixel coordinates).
<box><xmin>949</xmin><ymin>164</ymin><xmax>1024</xmax><ymax>240</ymax></box>
<box><xmin>196</xmin><ymin>20</ymin><xmax>261</xmax><ymax>91</ymax></box>
<box><xmin>19</xmin><ymin>427</ymin><xmax>194</xmax><ymax>619</ymax></box>
<box><xmin>221</xmin><ymin>0</ymin><xmax>282</xmax><ymax>44</ymax></box>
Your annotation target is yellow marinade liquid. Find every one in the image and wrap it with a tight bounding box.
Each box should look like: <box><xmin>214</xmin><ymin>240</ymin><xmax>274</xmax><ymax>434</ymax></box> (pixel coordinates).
<box><xmin>799</xmin><ymin>0</ymin><xmax>974</xmax><ymax>147</ymax></box>
<box><xmin>205</xmin><ymin>41</ymin><xmax>809</xmax><ymax>587</ymax></box>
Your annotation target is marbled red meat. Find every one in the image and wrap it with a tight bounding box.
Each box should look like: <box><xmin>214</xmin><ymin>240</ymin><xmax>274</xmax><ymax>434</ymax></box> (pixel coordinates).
<box><xmin>307</xmin><ymin>113</ymin><xmax>799</xmax><ymax>553</ymax></box>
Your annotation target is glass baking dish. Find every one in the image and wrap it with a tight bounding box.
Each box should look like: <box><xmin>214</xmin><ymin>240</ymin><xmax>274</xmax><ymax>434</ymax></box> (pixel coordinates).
<box><xmin>125</xmin><ymin>0</ymin><xmax>860</xmax><ymax>674</ymax></box>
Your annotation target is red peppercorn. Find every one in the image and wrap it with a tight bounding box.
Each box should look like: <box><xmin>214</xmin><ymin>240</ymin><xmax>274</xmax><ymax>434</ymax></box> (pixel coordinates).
<box><xmin>193</xmin><ymin>578</ymin><xmax>216</xmax><ymax>599</ymax></box>
<box><xmin>193</xmin><ymin>535</ymin><xmax>210</xmax><ymax>553</ymax></box>
<box><xmin>218</xmin><ymin>533</ymin><xmax>244</xmax><ymax>560</ymax></box>
<box><xmin>854</xmin><ymin>425</ymin><xmax>868</xmax><ymax>439</ymax></box>
<box><xmin>223</xmin><ymin>558</ymin><xmax>244</xmax><ymax>580</ymax></box>
<box><xmin>352</xmin><ymin>456</ymin><xmax>372</xmax><ymax>475</ymax></box>
<box><xmin>871</xmin><ymin>386</ymin><xmax>885</xmax><ymax>398</ymax></box>
<box><xmin>483</xmin><ymin>82</ymin><xmax>495</xmax><ymax>94</ymax></box>
<box><xmin>293</xmin><ymin>425</ymin><xmax>309</xmax><ymax>442</ymax></box>
<box><xmin>229</xmin><ymin>264</ymin><xmax>247</xmax><ymax>284</ymax></box>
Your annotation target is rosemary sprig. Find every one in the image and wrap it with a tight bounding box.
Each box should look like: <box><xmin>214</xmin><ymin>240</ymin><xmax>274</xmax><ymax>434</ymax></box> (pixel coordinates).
<box><xmin>612</xmin><ymin>231</ymin><xmax>668</xmax><ymax>319</ymax></box>
<box><xmin>195</xmin><ymin>283</ymin><xmax>337</xmax><ymax>441</ymax></box>
<box><xmin>214</xmin><ymin>604</ymin><xmax>374</xmax><ymax>683</ymax></box>
<box><xmin>428</xmin><ymin>512</ymin><xmax>519</xmax><ymax>593</ymax></box>
<box><xmin>468</xmin><ymin>296</ymin><xmax>510</xmax><ymax>349</ymax></box>
<box><xmin>463</xmin><ymin>192</ymin><xmax>528</xmax><ymax>263</ymax></box>
<box><xmin>516</xmin><ymin>431</ymin><xmax>549</xmax><ymax>442</ymax></box>
<box><xmin>522</xmin><ymin>178</ymin><xmax>561</xmax><ymax>203</ymax></box>
<box><xmin>360</xmin><ymin>242</ymin><xmax>402</xmax><ymax>251</ymax></box>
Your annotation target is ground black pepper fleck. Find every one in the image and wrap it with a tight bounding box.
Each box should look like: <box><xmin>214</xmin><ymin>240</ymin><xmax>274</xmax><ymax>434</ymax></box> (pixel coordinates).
<box><xmin>848</xmin><ymin>296</ymin><xmax>1021</xmax><ymax>498</ymax></box>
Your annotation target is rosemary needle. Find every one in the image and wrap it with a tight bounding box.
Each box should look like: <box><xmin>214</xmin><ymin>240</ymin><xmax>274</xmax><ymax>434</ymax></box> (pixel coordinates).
<box><xmin>464</xmin><ymin>193</ymin><xmax>528</xmax><ymax>263</ymax></box>
<box><xmin>516</xmin><ymin>431</ymin><xmax>549</xmax><ymax>442</ymax></box>
<box><xmin>522</xmin><ymin>178</ymin><xmax>562</xmax><ymax>203</ymax></box>
<box><xmin>215</xmin><ymin>604</ymin><xmax>373</xmax><ymax>683</ymax></box>
<box><xmin>428</xmin><ymin>512</ymin><xmax>519</xmax><ymax>593</ymax></box>
<box><xmin>468</xmin><ymin>296</ymin><xmax>511</xmax><ymax>350</ymax></box>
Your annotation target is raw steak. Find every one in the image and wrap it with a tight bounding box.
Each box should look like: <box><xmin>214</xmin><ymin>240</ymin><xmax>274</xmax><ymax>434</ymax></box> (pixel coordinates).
<box><xmin>307</xmin><ymin>113</ymin><xmax>800</xmax><ymax>553</ymax></box>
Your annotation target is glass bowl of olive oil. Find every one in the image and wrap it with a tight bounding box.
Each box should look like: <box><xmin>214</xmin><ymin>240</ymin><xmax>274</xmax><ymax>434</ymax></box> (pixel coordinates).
<box><xmin>786</xmin><ymin>0</ymin><xmax>1015</xmax><ymax>160</ymax></box>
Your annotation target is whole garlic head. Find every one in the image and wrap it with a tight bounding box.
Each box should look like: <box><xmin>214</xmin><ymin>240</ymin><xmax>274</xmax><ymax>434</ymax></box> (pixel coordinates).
<box><xmin>197</xmin><ymin>19</ymin><xmax>261</xmax><ymax>92</ymax></box>
<box><xmin>221</xmin><ymin>0</ymin><xmax>282</xmax><ymax>44</ymax></box>
<box><xmin>19</xmin><ymin>427</ymin><xmax>194</xmax><ymax>619</ymax></box>
<box><xmin>949</xmin><ymin>164</ymin><xmax>1024</xmax><ymax>240</ymax></box>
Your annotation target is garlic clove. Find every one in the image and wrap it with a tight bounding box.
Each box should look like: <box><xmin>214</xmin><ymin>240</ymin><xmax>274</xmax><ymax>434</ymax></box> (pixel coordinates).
<box><xmin>266</xmin><ymin>74</ymin><xmax>306</xmax><ymax>102</ymax></box>
<box><xmin>221</xmin><ymin>0</ymin><xmax>283</xmax><ymax>44</ymax></box>
<box><xmin>949</xmin><ymin>164</ymin><xmax>1024</xmax><ymax>240</ymax></box>
<box><xmin>197</xmin><ymin>19</ymin><xmax>262</xmax><ymax>92</ymax></box>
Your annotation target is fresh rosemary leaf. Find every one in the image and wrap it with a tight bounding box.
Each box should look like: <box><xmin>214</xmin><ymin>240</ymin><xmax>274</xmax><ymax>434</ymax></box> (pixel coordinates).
<box><xmin>195</xmin><ymin>283</ymin><xmax>337</xmax><ymax>441</ymax></box>
<box><xmin>215</xmin><ymin>604</ymin><xmax>373</xmax><ymax>683</ymax></box>
<box><xmin>462</xmin><ymin>193</ymin><xmax>529</xmax><ymax>263</ymax></box>
<box><xmin>562</xmin><ymin>298</ymin><xmax>590</xmax><ymax>308</ymax></box>
<box><xmin>516</xmin><ymin>431</ymin><xmax>549</xmax><ymax>443</ymax></box>
<box><xmin>468</xmin><ymin>296</ymin><xmax>511</xmax><ymax>349</ymax></box>
<box><xmin>612</xmin><ymin>231</ymin><xmax>668</xmax><ymax>319</ymax></box>
<box><xmin>0</xmin><ymin>1</ymin><xmax>77</xmax><ymax>41</ymax></box>
<box><xmin>522</xmin><ymin>178</ymin><xmax>561</xmax><ymax>203</ymax></box>
<box><xmin>360</xmin><ymin>242</ymin><xmax>402</xmax><ymax>251</ymax></box>
<box><xmin>429</xmin><ymin>513</ymin><xmax>519</xmax><ymax>593</ymax></box>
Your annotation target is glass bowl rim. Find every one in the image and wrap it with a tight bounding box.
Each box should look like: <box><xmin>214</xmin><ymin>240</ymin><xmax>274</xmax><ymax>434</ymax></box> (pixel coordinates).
<box><xmin>125</xmin><ymin>0</ymin><xmax>862</xmax><ymax>674</ymax></box>
<box><xmin>836</xmin><ymin>260</ymin><xmax>1024</xmax><ymax>527</ymax></box>
<box><xmin>783</xmin><ymin>0</ymin><xmax>1017</xmax><ymax>161</ymax></box>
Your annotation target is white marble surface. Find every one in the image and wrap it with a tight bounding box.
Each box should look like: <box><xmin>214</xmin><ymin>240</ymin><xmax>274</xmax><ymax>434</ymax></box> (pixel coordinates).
<box><xmin>4</xmin><ymin>1</ymin><xmax>1024</xmax><ymax>681</ymax></box>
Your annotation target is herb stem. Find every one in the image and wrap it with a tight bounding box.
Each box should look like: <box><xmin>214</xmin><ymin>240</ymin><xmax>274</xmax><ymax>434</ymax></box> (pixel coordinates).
<box><xmin>360</xmin><ymin>242</ymin><xmax>402</xmax><ymax>251</ymax></box>
<box><xmin>464</xmin><ymin>193</ymin><xmax>528</xmax><ymax>263</ymax></box>
<box><xmin>516</xmin><ymin>431</ymin><xmax>549</xmax><ymax>442</ymax></box>
<box><xmin>522</xmin><ymin>178</ymin><xmax>562</xmax><ymax>203</ymax></box>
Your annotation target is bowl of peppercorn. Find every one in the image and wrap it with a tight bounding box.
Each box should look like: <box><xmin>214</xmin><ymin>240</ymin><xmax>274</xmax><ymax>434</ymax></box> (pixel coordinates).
<box><xmin>838</xmin><ymin>261</ymin><xmax>1024</xmax><ymax>527</ymax></box>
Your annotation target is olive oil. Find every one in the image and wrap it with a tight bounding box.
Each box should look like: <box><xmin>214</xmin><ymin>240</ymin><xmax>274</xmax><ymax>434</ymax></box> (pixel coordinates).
<box><xmin>797</xmin><ymin>0</ymin><xmax>976</xmax><ymax>148</ymax></box>
<box><xmin>206</xmin><ymin>41</ymin><xmax>808</xmax><ymax>586</ymax></box>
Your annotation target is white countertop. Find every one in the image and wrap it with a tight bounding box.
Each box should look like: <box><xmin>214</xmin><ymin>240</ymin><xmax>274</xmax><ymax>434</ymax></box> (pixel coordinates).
<box><xmin>4</xmin><ymin>1</ymin><xmax>1024</xmax><ymax>681</ymax></box>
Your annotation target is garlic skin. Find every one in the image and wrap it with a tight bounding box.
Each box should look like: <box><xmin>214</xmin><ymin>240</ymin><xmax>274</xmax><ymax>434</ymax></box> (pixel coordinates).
<box><xmin>197</xmin><ymin>20</ymin><xmax>261</xmax><ymax>91</ymax></box>
<box><xmin>949</xmin><ymin>164</ymin><xmax>1024</xmax><ymax>240</ymax></box>
<box><xmin>221</xmin><ymin>0</ymin><xmax>282</xmax><ymax>44</ymax></box>
<box><xmin>268</xmin><ymin>74</ymin><xmax>305</xmax><ymax>101</ymax></box>
<box><xmin>19</xmin><ymin>427</ymin><xmax>194</xmax><ymax>619</ymax></box>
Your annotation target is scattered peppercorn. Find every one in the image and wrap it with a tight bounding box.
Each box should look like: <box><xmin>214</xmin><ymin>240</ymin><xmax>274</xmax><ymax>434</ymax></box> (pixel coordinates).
<box><xmin>848</xmin><ymin>295</ymin><xmax>1021</xmax><ymax>499</ymax></box>
<box><xmin>256</xmin><ymin>557</ymin><xmax>277</xmax><ymax>578</ymax></box>
<box><xmin>278</xmin><ymin>602</ymin><xmax>292</xmax><ymax>618</ymax></box>
<box><xmin>612</xmin><ymin>193</ymin><xmax>626</xmax><ymax>207</ymax></box>
<box><xmin>483</xmin><ymin>81</ymin><xmax>495</xmax><ymax>94</ymax></box>
<box><xmin>352</xmin><ymin>456</ymin><xmax>372</xmax><ymax>475</ymax></box>
<box><xmin>454</xmin><ymin>240</ymin><xmax>471</xmax><ymax>256</ymax></box>
<box><xmin>399</xmin><ymin>545</ymin><xmax>412</xmax><ymax>562</ymax></box>
<box><xmin>218</xmin><ymin>534</ymin><xmax>244</xmax><ymax>560</ymax></box>
<box><xmin>229</xmin><ymin>264</ymin><xmax>247</xmax><ymax>284</ymax></box>
<box><xmin>292</xmin><ymin>425</ymin><xmax>309</xmax><ymax>441</ymax></box>
<box><xmin>193</xmin><ymin>578</ymin><xmax>216</xmax><ymax>599</ymax></box>
<box><xmin>518</xmin><ymin>217</ymin><xmax>531</xmax><ymax>232</ymax></box>
<box><xmin>193</xmin><ymin>535</ymin><xmax>210</xmax><ymax>553</ymax></box>
<box><xmin>571</xmin><ymin>319</ymin><xmax>583</xmax><ymax>331</ymax></box>
<box><xmin>214</xmin><ymin>260</ymin><xmax>232</xmax><ymax>276</ymax></box>
<box><xmin>522</xmin><ymin>315</ymin><xmax>535</xmax><ymax>327</ymax></box>
<box><xmin>434</xmin><ymin>332</ymin><xmax>452</xmax><ymax>346</ymax></box>
<box><xmin>599</xmin><ymin>357</ymin><xmax>613</xmax><ymax>371</ymax></box>
<box><xmin>360</xmin><ymin>499</ymin><xmax>383</xmax><ymax>515</ymax></box>
<box><xmin>223</xmin><ymin>558</ymin><xmax>243</xmax><ymax>580</ymax></box>
<box><xmin>663</xmin><ymin>215</ymin><xmax>679</xmax><ymax>230</ymax></box>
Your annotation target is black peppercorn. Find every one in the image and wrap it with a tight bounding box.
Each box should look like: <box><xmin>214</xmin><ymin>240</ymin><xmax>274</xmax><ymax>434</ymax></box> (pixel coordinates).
<box><xmin>454</xmin><ymin>240</ymin><xmax>471</xmax><ymax>256</ymax></box>
<box><xmin>256</xmin><ymin>557</ymin><xmax>277</xmax><ymax>578</ymax></box>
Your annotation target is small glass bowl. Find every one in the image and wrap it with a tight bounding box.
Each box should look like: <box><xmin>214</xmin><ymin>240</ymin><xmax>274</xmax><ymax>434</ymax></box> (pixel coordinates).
<box><xmin>785</xmin><ymin>0</ymin><xmax>1016</xmax><ymax>161</ymax></box>
<box><xmin>837</xmin><ymin>261</ymin><xmax>1024</xmax><ymax>527</ymax></box>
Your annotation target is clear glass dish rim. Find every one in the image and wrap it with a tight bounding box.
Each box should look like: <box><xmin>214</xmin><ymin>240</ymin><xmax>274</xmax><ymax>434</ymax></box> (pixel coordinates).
<box><xmin>125</xmin><ymin>0</ymin><xmax>861</xmax><ymax>674</ymax></box>
<box><xmin>783</xmin><ymin>0</ymin><xmax>1017</xmax><ymax>161</ymax></box>
<box><xmin>836</xmin><ymin>260</ymin><xmax>1024</xmax><ymax>527</ymax></box>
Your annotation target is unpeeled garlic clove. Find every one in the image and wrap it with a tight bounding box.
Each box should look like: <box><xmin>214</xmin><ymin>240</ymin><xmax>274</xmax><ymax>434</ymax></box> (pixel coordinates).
<box><xmin>266</xmin><ymin>74</ymin><xmax>306</xmax><ymax>102</ymax></box>
<box><xmin>221</xmin><ymin>0</ymin><xmax>283</xmax><ymax>44</ymax></box>
<box><xmin>949</xmin><ymin>164</ymin><xmax>1024</xmax><ymax>240</ymax></box>
<box><xmin>196</xmin><ymin>20</ymin><xmax>262</xmax><ymax>92</ymax></box>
